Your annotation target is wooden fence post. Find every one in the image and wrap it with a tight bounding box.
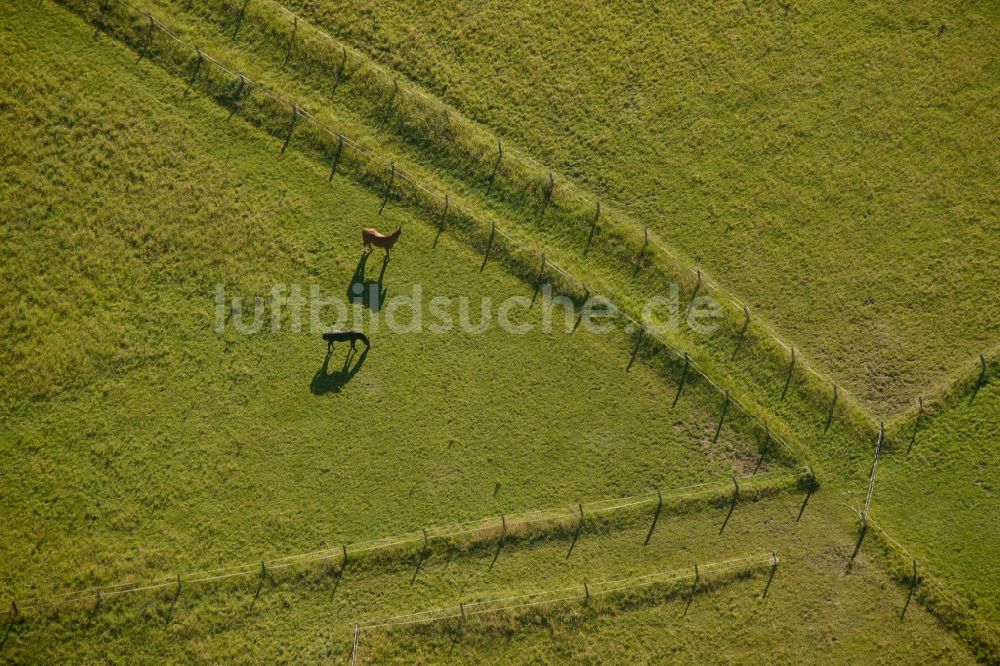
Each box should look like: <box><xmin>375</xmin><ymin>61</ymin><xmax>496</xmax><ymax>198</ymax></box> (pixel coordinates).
<box><xmin>232</xmin><ymin>73</ymin><xmax>247</xmax><ymax>108</ymax></box>
<box><xmin>285</xmin><ymin>15</ymin><xmax>298</xmax><ymax>62</ymax></box>
<box><xmin>584</xmin><ymin>580</ymin><xmax>590</xmax><ymax>604</ymax></box>
<box><xmin>644</xmin><ymin>488</ymin><xmax>663</xmax><ymax>546</ymax></box>
<box><xmin>342</xmin><ymin>544</ymin><xmax>348</xmax><ymax>566</ymax></box>
<box><xmin>973</xmin><ymin>353</ymin><xmax>988</xmax><ymax>398</ymax></box>
<box><xmin>732</xmin><ymin>305</ymin><xmax>750</xmax><ymax>360</ymax></box>
<box><xmin>537</xmin><ymin>253</ymin><xmax>547</xmax><ymax>285</ymax></box>
<box><xmin>712</xmin><ymin>390</ymin><xmax>731</xmax><ymax>444</ymax></box>
<box><xmin>280</xmin><ymin>102</ymin><xmax>298</xmax><ymax>154</ymax></box>
<box><xmin>685</xmin><ymin>269</ymin><xmax>702</xmax><ymax>318</ymax></box>
<box><xmin>232</xmin><ymin>0</ymin><xmax>249</xmax><ymax>38</ymax></box>
<box><xmin>482</xmin><ymin>221</ymin><xmax>497</xmax><ymax>269</ymax></box>
<box><xmin>333</xmin><ymin>46</ymin><xmax>348</xmax><ymax>92</ymax></box>
<box><xmin>908</xmin><ymin>396</ymin><xmax>924</xmax><ymax>454</ymax></box>
<box><xmin>683</xmin><ymin>562</ymin><xmax>700</xmax><ymax>613</ymax></box>
<box><xmin>440</xmin><ymin>193</ymin><xmax>449</xmax><ymax>232</ymax></box>
<box><xmin>486</xmin><ymin>140</ymin><xmax>502</xmax><ymax>196</ymax></box>
<box><xmin>379</xmin><ymin>163</ymin><xmax>395</xmax><ymax>214</ymax></box>
<box><xmin>753</xmin><ymin>423</ymin><xmax>770</xmax><ymax>475</ymax></box>
<box><xmin>672</xmin><ymin>352</ymin><xmax>690</xmax><ymax>407</ymax></box>
<box><xmin>635</xmin><ymin>226</ymin><xmax>649</xmax><ymax>274</ymax></box>
<box><xmin>142</xmin><ymin>12</ymin><xmax>155</xmax><ymax>57</ymax></box>
<box><xmin>585</xmin><ymin>200</ymin><xmax>600</xmax><ymax>254</ymax></box>
<box><xmin>862</xmin><ymin>423</ymin><xmax>885</xmax><ymax>520</ymax></box>
<box><xmin>901</xmin><ymin>558</ymin><xmax>918</xmax><ymax>619</ymax></box>
<box><xmin>780</xmin><ymin>347</ymin><xmax>796</xmax><ymax>400</ymax></box>
<box><xmin>627</xmin><ymin>326</ymin><xmax>645</xmax><ymax>372</ymax></box>
<box><xmin>824</xmin><ymin>383</ymin><xmax>838</xmax><ymax>432</ymax></box>
<box><xmin>540</xmin><ymin>172</ymin><xmax>554</xmax><ymax>217</ymax></box>
<box><xmin>388</xmin><ymin>78</ymin><xmax>399</xmax><ymax>109</ymax></box>
<box><xmin>460</xmin><ymin>602</ymin><xmax>467</xmax><ymax>627</ymax></box>
<box><xmin>185</xmin><ymin>47</ymin><xmax>204</xmax><ymax>96</ymax></box>
<box><xmin>328</xmin><ymin>134</ymin><xmax>344</xmax><ymax>181</ymax></box>
<box><xmin>349</xmin><ymin>624</ymin><xmax>360</xmax><ymax>666</ymax></box>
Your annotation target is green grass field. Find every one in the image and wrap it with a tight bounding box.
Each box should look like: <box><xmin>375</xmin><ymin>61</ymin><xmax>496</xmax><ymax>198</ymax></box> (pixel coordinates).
<box><xmin>1</xmin><ymin>0</ymin><xmax>997</xmax><ymax>663</ymax></box>
<box><xmin>277</xmin><ymin>0</ymin><xmax>1000</xmax><ymax>414</ymax></box>
<box><xmin>1</xmin><ymin>0</ymin><xmax>770</xmax><ymax>588</ymax></box>
<box><xmin>875</xmin><ymin>381</ymin><xmax>1000</xmax><ymax>625</ymax></box>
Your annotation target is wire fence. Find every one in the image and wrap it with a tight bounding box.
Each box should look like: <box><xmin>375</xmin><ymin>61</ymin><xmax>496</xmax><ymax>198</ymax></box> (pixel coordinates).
<box><xmin>845</xmin><ymin>508</ymin><xmax>1000</xmax><ymax>651</ymax></box>
<box><xmin>68</xmin><ymin>0</ymin><xmax>990</xmax><ymax>457</ymax></box>
<box><xmin>363</xmin><ymin>552</ymin><xmax>773</xmax><ymax>630</ymax></box>
<box><xmin>195</xmin><ymin>0</ymin><xmax>900</xmax><ymax>428</ymax></box>
<box><xmin>271</xmin><ymin>0</ymin><xmax>997</xmax><ymax>435</ymax></box>
<box><xmin>0</xmin><ymin>470</ymin><xmax>804</xmax><ymax>619</ymax></box>
<box><xmin>112</xmin><ymin>0</ymin><xmax>890</xmax><ymax>440</ymax></box>
<box><xmin>18</xmin><ymin>2</ymin><xmax>995</xmax><ymax>659</ymax></box>
<box><xmin>348</xmin><ymin>552</ymin><xmax>777</xmax><ymax>662</ymax></box>
<box><xmin>66</xmin><ymin>0</ymin><xmax>814</xmax><ymax>472</ymax></box>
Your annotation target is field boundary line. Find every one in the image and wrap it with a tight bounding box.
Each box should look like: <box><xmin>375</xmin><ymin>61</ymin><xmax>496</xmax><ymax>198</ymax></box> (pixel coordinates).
<box><xmin>0</xmin><ymin>471</ymin><xmax>805</xmax><ymax>618</ymax></box>
<box><xmin>144</xmin><ymin>0</ymin><xmax>898</xmax><ymax>435</ymax></box>
<box><xmin>347</xmin><ymin>552</ymin><xmax>776</xmax><ymax>662</ymax></box>
<box><xmin>61</xmin><ymin>0</ymin><xmax>815</xmax><ymax>472</ymax></box>
<box><xmin>843</xmin><ymin>504</ymin><xmax>1000</xmax><ymax>662</ymax></box>
<box><xmin>204</xmin><ymin>0</ymin><xmax>915</xmax><ymax>429</ymax></box>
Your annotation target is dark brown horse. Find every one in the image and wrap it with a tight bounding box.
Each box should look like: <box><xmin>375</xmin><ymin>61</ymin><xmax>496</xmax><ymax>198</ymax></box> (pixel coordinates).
<box><xmin>323</xmin><ymin>330</ymin><xmax>370</xmax><ymax>351</ymax></box>
<box><xmin>362</xmin><ymin>226</ymin><xmax>401</xmax><ymax>256</ymax></box>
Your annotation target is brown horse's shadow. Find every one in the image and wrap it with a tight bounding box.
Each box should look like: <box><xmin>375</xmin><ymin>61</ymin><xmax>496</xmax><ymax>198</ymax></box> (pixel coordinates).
<box><xmin>346</xmin><ymin>251</ymin><xmax>388</xmax><ymax>312</ymax></box>
<box><xmin>310</xmin><ymin>346</ymin><xmax>368</xmax><ymax>395</ymax></box>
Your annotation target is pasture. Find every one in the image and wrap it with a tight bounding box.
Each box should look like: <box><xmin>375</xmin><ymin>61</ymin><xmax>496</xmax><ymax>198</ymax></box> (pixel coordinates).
<box><xmin>277</xmin><ymin>0</ymin><xmax>1000</xmax><ymax>413</ymax></box>
<box><xmin>1</xmin><ymin>0</ymin><xmax>997</xmax><ymax>663</ymax></box>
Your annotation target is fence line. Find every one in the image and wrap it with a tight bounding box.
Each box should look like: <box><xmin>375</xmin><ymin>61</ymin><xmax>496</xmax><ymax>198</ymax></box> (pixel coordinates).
<box><xmin>221</xmin><ymin>0</ymin><xmax>887</xmax><ymax>427</ymax></box>
<box><xmin>78</xmin><ymin>0</ymin><xmax>812</xmax><ymax>470</ymax></box>
<box><xmin>861</xmin><ymin>424</ymin><xmax>884</xmax><ymax>519</ymax></box>
<box><xmin>348</xmin><ymin>552</ymin><xmax>775</xmax><ymax>663</ymax></box>
<box><xmin>358</xmin><ymin>553</ymin><xmax>773</xmax><ymax>631</ymax></box>
<box><xmin>38</xmin><ymin>3</ymin><xmax>993</xmax><ymax>658</ymax></box>
<box><xmin>860</xmin><ymin>514</ymin><xmax>1000</xmax><ymax>645</ymax></box>
<box><xmin>0</xmin><ymin>470</ymin><xmax>804</xmax><ymax>618</ymax></box>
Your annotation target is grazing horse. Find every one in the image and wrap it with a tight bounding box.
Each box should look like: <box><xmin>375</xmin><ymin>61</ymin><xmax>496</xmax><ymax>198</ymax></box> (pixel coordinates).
<box><xmin>323</xmin><ymin>330</ymin><xmax>371</xmax><ymax>351</ymax></box>
<box><xmin>362</xmin><ymin>226</ymin><xmax>401</xmax><ymax>256</ymax></box>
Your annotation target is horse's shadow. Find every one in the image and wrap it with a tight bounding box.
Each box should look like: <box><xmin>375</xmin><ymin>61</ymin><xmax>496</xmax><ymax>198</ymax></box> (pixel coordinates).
<box><xmin>310</xmin><ymin>346</ymin><xmax>368</xmax><ymax>395</ymax></box>
<box><xmin>347</xmin><ymin>251</ymin><xmax>389</xmax><ymax>312</ymax></box>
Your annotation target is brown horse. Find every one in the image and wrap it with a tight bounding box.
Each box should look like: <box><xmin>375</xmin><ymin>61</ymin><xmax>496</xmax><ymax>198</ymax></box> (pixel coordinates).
<box><xmin>362</xmin><ymin>226</ymin><xmax>401</xmax><ymax>256</ymax></box>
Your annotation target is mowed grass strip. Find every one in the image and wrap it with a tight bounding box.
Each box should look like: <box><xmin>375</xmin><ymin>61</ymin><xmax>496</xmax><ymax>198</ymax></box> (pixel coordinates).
<box><xmin>3</xmin><ymin>490</ymin><xmax>975</xmax><ymax>663</ymax></box>
<box><xmin>0</xmin><ymin>0</ymin><xmax>760</xmax><ymax>602</ymax></box>
<box><xmin>279</xmin><ymin>0</ymin><xmax>1000</xmax><ymax>412</ymax></box>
